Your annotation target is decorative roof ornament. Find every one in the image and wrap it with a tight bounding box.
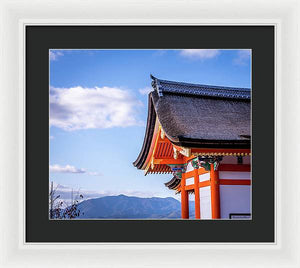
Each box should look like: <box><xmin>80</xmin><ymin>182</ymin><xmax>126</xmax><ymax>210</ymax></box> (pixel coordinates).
<box><xmin>191</xmin><ymin>158</ymin><xmax>200</xmax><ymax>169</ymax></box>
<box><xmin>197</xmin><ymin>156</ymin><xmax>223</xmax><ymax>171</ymax></box>
<box><xmin>150</xmin><ymin>74</ymin><xmax>163</xmax><ymax>97</ymax></box>
<box><xmin>173</xmin><ymin>147</ymin><xmax>178</xmax><ymax>160</ymax></box>
<box><xmin>168</xmin><ymin>164</ymin><xmax>187</xmax><ymax>180</ymax></box>
<box><xmin>160</xmin><ymin>127</ymin><xmax>165</xmax><ymax>139</ymax></box>
<box><xmin>179</xmin><ymin>147</ymin><xmax>191</xmax><ymax>157</ymax></box>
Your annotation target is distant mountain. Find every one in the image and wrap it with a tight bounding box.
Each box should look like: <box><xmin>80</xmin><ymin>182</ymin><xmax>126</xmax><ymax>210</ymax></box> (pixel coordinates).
<box><xmin>75</xmin><ymin>195</ymin><xmax>195</xmax><ymax>219</ymax></box>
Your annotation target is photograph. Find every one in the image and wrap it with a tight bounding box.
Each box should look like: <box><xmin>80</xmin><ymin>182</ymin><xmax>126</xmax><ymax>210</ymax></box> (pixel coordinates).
<box><xmin>49</xmin><ymin>49</ymin><xmax>251</xmax><ymax>220</ymax></box>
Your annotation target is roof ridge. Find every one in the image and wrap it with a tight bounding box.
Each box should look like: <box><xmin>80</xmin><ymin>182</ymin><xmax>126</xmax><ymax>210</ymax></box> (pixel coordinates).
<box><xmin>150</xmin><ymin>75</ymin><xmax>251</xmax><ymax>100</ymax></box>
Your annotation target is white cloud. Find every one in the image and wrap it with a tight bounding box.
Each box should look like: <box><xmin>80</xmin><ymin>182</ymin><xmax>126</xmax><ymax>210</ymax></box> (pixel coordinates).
<box><xmin>233</xmin><ymin>49</ymin><xmax>251</xmax><ymax>65</ymax></box>
<box><xmin>139</xmin><ymin>87</ymin><xmax>153</xmax><ymax>95</ymax></box>
<box><xmin>49</xmin><ymin>164</ymin><xmax>102</xmax><ymax>176</ymax></box>
<box><xmin>179</xmin><ymin>49</ymin><xmax>220</xmax><ymax>60</ymax></box>
<box><xmin>50</xmin><ymin>164</ymin><xmax>86</xmax><ymax>174</ymax></box>
<box><xmin>50</xmin><ymin>135</ymin><xmax>54</xmax><ymax>139</ymax></box>
<box><xmin>50</xmin><ymin>86</ymin><xmax>143</xmax><ymax>131</ymax></box>
<box><xmin>49</xmin><ymin>50</ymin><xmax>64</xmax><ymax>61</ymax></box>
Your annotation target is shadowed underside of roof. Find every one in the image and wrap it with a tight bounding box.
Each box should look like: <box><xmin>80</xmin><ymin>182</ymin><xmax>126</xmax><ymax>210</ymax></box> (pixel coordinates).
<box><xmin>164</xmin><ymin>176</ymin><xmax>181</xmax><ymax>190</ymax></box>
<box><xmin>133</xmin><ymin>93</ymin><xmax>156</xmax><ymax>169</ymax></box>
<box><xmin>133</xmin><ymin>76</ymin><xmax>251</xmax><ymax>169</ymax></box>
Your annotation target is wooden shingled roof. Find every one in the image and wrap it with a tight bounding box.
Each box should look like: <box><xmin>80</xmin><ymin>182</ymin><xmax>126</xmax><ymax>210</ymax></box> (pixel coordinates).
<box><xmin>133</xmin><ymin>75</ymin><xmax>251</xmax><ymax>170</ymax></box>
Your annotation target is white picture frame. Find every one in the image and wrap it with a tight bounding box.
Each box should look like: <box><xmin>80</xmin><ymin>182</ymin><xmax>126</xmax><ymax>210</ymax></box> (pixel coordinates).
<box><xmin>0</xmin><ymin>0</ymin><xmax>299</xmax><ymax>267</ymax></box>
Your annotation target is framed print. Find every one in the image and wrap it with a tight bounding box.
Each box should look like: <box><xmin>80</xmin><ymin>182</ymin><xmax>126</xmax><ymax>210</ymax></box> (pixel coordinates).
<box><xmin>0</xmin><ymin>0</ymin><xmax>299</xmax><ymax>267</ymax></box>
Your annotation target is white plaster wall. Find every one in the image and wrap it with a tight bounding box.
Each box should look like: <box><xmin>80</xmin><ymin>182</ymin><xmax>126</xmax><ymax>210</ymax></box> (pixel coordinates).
<box><xmin>185</xmin><ymin>177</ymin><xmax>194</xmax><ymax>186</ymax></box>
<box><xmin>219</xmin><ymin>171</ymin><xmax>251</xmax><ymax>180</ymax></box>
<box><xmin>199</xmin><ymin>172</ymin><xmax>210</xmax><ymax>182</ymax></box>
<box><xmin>200</xmin><ymin>186</ymin><xmax>212</xmax><ymax>219</ymax></box>
<box><xmin>220</xmin><ymin>185</ymin><xmax>251</xmax><ymax>219</ymax></box>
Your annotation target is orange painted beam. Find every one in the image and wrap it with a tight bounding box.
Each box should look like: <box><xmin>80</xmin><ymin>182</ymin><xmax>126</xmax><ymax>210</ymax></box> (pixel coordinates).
<box><xmin>184</xmin><ymin>170</ymin><xmax>195</xmax><ymax>179</ymax></box>
<box><xmin>185</xmin><ymin>184</ymin><xmax>195</xmax><ymax>191</ymax></box>
<box><xmin>219</xmin><ymin>179</ymin><xmax>251</xmax><ymax>185</ymax></box>
<box><xmin>153</xmin><ymin>158</ymin><xmax>185</xmax><ymax>165</ymax></box>
<box><xmin>173</xmin><ymin>144</ymin><xmax>184</xmax><ymax>152</ymax></box>
<box><xmin>210</xmin><ymin>164</ymin><xmax>220</xmax><ymax>219</ymax></box>
<box><xmin>157</xmin><ymin>139</ymin><xmax>172</xmax><ymax>144</ymax></box>
<box><xmin>181</xmin><ymin>173</ymin><xmax>189</xmax><ymax>219</ymax></box>
<box><xmin>194</xmin><ymin>169</ymin><xmax>200</xmax><ymax>219</ymax></box>
<box><xmin>198</xmin><ymin>168</ymin><xmax>209</xmax><ymax>176</ymax></box>
<box><xmin>184</xmin><ymin>180</ymin><xmax>210</xmax><ymax>191</ymax></box>
<box><xmin>183</xmin><ymin>156</ymin><xmax>198</xmax><ymax>162</ymax></box>
<box><xmin>184</xmin><ymin>168</ymin><xmax>208</xmax><ymax>179</ymax></box>
<box><xmin>173</xmin><ymin>145</ymin><xmax>250</xmax><ymax>157</ymax></box>
<box><xmin>219</xmin><ymin>164</ymin><xmax>251</xmax><ymax>172</ymax></box>
<box><xmin>184</xmin><ymin>178</ymin><xmax>250</xmax><ymax>191</ymax></box>
<box><xmin>199</xmin><ymin>180</ymin><xmax>210</xmax><ymax>188</ymax></box>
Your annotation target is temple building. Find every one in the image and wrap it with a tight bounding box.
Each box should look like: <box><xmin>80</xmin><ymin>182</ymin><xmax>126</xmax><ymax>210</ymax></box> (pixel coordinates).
<box><xmin>133</xmin><ymin>75</ymin><xmax>251</xmax><ymax>219</ymax></box>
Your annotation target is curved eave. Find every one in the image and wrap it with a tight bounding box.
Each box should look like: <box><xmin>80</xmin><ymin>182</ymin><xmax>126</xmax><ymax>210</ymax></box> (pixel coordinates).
<box><xmin>133</xmin><ymin>92</ymin><xmax>156</xmax><ymax>169</ymax></box>
<box><xmin>133</xmin><ymin>90</ymin><xmax>251</xmax><ymax>171</ymax></box>
<box><xmin>164</xmin><ymin>176</ymin><xmax>181</xmax><ymax>190</ymax></box>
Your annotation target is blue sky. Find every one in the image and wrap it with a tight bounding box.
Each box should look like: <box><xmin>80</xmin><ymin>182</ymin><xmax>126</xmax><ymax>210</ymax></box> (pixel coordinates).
<box><xmin>49</xmin><ymin>49</ymin><xmax>251</xmax><ymax>204</ymax></box>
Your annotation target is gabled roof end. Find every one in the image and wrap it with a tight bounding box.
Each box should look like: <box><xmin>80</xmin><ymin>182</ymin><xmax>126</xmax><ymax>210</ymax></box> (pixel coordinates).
<box><xmin>150</xmin><ymin>74</ymin><xmax>163</xmax><ymax>97</ymax></box>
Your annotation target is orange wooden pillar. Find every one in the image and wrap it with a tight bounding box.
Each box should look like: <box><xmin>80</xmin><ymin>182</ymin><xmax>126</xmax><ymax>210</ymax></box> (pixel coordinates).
<box><xmin>210</xmin><ymin>163</ymin><xmax>220</xmax><ymax>219</ymax></box>
<box><xmin>181</xmin><ymin>172</ymin><xmax>189</xmax><ymax>219</ymax></box>
<box><xmin>193</xmin><ymin>169</ymin><xmax>200</xmax><ymax>219</ymax></box>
